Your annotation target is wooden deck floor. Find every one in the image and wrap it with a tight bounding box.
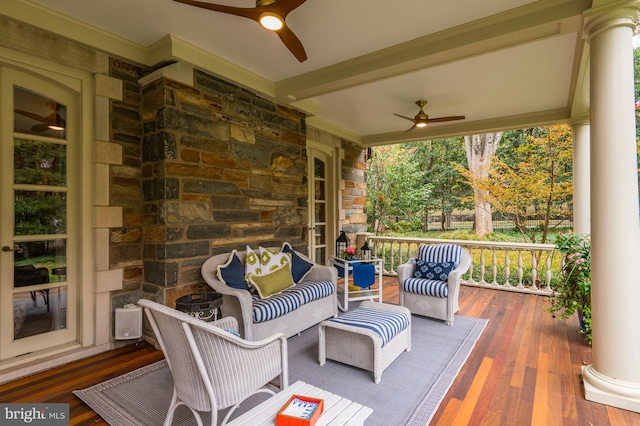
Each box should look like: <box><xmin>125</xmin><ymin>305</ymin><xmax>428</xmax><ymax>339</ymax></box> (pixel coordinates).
<box><xmin>1</xmin><ymin>278</ymin><xmax>639</xmax><ymax>425</ymax></box>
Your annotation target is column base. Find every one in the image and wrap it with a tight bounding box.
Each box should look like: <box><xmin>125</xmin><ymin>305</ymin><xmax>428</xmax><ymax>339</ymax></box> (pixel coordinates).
<box><xmin>582</xmin><ymin>365</ymin><xmax>640</xmax><ymax>413</ymax></box>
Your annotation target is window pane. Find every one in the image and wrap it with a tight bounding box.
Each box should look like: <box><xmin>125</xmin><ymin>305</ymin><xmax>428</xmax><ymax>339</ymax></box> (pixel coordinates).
<box><xmin>14</xmin><ymin>139</ymin><xmax>67</xmax><ymax>185</ymax></box>
<box><xmin>14</xmin><ymin>191</ymin><xmax>67</xmax><ymax>235</ymax></box>
<box><xmin>13</xmin><ymin>87</ymin><xmax>67</xmax><ymax>139</ymax></box>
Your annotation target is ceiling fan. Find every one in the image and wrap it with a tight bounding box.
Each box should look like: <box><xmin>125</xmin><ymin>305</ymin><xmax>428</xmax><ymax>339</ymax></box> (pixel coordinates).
<box><xmin>394</xmin><ymin>100</ymin><xmax>465</xmax><ymax>132</ymax></box>
<box><xmin>174</xmin><ymin>0</ymin><xmax>308</xmax><ymax>62</ymax></box>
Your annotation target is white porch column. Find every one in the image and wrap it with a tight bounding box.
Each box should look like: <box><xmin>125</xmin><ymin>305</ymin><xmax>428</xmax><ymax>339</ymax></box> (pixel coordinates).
<box><xmin>571</xmin><ymin>121</ymin><xmax>591</xmax><ymax>235</ymax></box>
<box><xmin>582</xmin><ymin>1</ymin><xmax>640</xmax><ymax>412</ymax></box>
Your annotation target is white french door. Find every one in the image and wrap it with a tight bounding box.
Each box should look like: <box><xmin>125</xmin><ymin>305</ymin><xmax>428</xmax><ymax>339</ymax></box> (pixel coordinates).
<box><xmin>308</xmin><ymin>148</ymin><xmax>336</xmax><ymax>264</ymax></box>
<box><xmin>0</xmin><ymin>66</ymin><xmax>78</xmax><ymax>360</ymax></box>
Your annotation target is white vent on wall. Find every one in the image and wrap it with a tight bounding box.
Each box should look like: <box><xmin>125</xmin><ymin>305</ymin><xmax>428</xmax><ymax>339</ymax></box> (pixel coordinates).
<box><xmin>115</xmin><ymin>304</ymin><xmax>142</xmax><ymax>340</ymax></box>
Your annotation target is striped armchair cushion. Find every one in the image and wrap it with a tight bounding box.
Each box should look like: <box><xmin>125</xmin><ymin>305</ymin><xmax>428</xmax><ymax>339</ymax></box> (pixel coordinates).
<box><xmin>403</xmin><ymin>277</ymin><xmax>449</xmax><ymax>298</ymax></box>
<box><xmin>417</xmin><ymin>244</ymin><xmax>463</xmax><ymax>265</ymax></box>
<box><xmin>327</xmin><ymin>305</ymin><xmax>410</xmax><ymax>346</ymax></box>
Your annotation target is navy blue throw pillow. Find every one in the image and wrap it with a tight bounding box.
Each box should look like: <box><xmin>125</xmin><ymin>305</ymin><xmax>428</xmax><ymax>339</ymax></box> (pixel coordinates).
<box><xmin>281</xmin><ymin>243</ymin><xmax>314</xmax><ymax>283</ymax></box>
<box><xmin>413</xmin><ymin>260</ymin><xmax>455</xmax><ymax>281</ymax></box>
<box><xmin>216</xmin><ymin>251</ymin><xmax>249</xmax><ymax>290</ymax></box>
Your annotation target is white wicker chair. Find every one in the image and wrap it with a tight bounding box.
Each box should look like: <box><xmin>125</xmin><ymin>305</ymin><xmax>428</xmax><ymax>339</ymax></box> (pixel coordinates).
<box><xmin>138</xmin><ymin>299</ymin><xmax>288</xmax><ymax>426</ymax></box>
<box><xmin>397</xmin><ymin>244</ymin><xmax>471</xmax><ymax>325</ymax></box>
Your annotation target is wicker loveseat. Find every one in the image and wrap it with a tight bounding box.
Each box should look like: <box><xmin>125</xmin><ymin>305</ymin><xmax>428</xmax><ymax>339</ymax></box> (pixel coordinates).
<box><xmin>201</xmin><ymin>244</ymin><xmax>338</xmax><ymax>341</ymax></box>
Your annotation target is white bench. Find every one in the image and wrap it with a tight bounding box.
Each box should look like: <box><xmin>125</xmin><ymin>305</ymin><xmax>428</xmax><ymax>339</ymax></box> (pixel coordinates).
<box><xmin>318</xmin><ymin>301</ymin><xmax>411</xmax><ymax>384</ymax></box>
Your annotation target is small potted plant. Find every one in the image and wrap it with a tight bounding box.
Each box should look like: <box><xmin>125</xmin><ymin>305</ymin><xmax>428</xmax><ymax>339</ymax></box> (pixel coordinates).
<box><xmin>343</xmin><ymin>246</ymin><xmax>356</xmax><ymax>260</ymax></box>
<box><xmin>546</xmin><ymin>231</ymin><xmax>592</xmax><ymax>343</ymax></box>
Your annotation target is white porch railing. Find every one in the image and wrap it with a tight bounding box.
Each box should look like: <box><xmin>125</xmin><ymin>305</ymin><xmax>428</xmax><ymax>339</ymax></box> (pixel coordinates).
<box><xmin>367</xmin><ymin>236</ymin><xmax>558</xmax><ymax>295</ymax></box>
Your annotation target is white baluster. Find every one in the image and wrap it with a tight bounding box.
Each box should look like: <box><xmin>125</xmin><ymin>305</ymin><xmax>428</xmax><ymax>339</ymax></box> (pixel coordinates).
<box><xmin>467</xmin><ymin>247</ymin><xmax>475</xmax><ymax>284</ymax></box>
<box><xmin>504</xmin><ymin>249</ymin><xmax>511</xmax><ymax>287</ymax></box>
<box><xmin>530</xmin><ymin>250</ymin><xmax>539</xmax><ymax>290</ymax></box>
<box><xmin>545</xmin><ymin>254</ymin><xmax>552</xmax><ymax>291</ymax></box>
<box><xmin>479</xmin><ymin>247</ymin><xmax>486</xmax><ymax>285</ymax></box>
<box><xmin>517</xmin><ymin>249</ymin><xmax>524</xmax><ymax>288</ymax></box>
<box><xmin>492</xmin><ymin>249</ymin><xmax>499</xmax><ymax>286</ymax></box>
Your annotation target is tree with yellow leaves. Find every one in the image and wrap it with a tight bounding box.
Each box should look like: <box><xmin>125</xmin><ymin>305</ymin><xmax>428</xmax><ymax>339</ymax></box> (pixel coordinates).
<box><xmin>458</xmin><ymin>125</ymin><xmax>573</xmax><ymax>243</ymax></box>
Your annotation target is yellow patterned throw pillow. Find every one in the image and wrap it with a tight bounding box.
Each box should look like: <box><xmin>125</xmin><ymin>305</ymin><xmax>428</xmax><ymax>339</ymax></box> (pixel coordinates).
<box><xmin>248</xmin><ymin>263</ymin><xmax>295</xmax><ymax>298</ymax></box>
<box><xmin>259</xmin><ymin>246</ymin><xmax>292</xmax><ymax>273</ymax></box>
<box><xmin>245</xmin><ymin>245</ymin><xmax>262</xmax><ymax>281</ymax></box>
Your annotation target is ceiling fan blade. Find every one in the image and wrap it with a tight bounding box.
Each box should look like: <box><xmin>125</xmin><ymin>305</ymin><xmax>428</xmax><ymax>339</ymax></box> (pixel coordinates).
<box><xmin>15</xmin><ymin>109</ymin><xmax>49</xmax><ymax>123</ymax></box>
<box><xmin>405</xmin><ymin>124</ymin><xmax>417</xmax><ymax>133</ymax></box>
<box><xmin>277</xmin><ymin>25</ymin><xmax>307</xmax><ymax>62</ymax></box>
<box><xmin>393</xmin><ymin>113</ymin><xmax>417</xmax><ymax>123</ymax></box>
<box><xmin>173</xmin><ymin>0</ymin><xmax>261</xmax><ymax>21</ymax></box>
<box><xmin>174</xmin><ymin>0</ymin><xmax>308</xmax><ymax>62</ymax></box>
<box><xmin>427</xmin><ymin>115</ymin><xmax>466</xmax><ymax>123</ymax></box>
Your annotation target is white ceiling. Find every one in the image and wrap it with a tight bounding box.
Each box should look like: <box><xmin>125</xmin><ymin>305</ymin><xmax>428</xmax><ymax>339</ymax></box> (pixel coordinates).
<box><xmin>8</xmin><ymin>0</ymin><xmax>595</xmax><ymax>146</ymax></box>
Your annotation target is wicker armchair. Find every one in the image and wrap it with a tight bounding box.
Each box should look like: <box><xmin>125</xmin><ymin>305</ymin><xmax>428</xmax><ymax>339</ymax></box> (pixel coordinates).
<box><xmin>138</xmin><ymin>299</ymin><xmax>288</xmax><ymax>426</ymax></box>
<box><xmin>397</xmin><ymin>244</ymin><xmax>471</xmax><ymax>325</ymax></box>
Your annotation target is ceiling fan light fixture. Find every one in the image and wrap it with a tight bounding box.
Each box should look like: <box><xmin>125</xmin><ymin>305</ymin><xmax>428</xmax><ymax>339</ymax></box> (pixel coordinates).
<box><xmin>415</xmin><ymin>121</ymin><xmax>427</xmax><ymax>128</ymax></box>
<box><xmin>47</xmin><ymin>124</ymin><xmax>65</xmax><ymax>131</ymax></box>
<box><xmin>259</xmin><ymin>12</ymin><xmax>284</xmax><ymax>30</ymax></box>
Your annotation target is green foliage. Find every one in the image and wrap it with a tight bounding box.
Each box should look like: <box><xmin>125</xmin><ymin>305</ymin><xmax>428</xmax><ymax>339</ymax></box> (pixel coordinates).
<box><xmin>409</xmin><ymin>138</ymin><xmax>471</xmax><ymax>229</ymax></box>
<box><xmin>545</xmin><ymin>231</ymin><xmax>592</xmax><ymax>343</ymax></box>
<box><xmin>367</xmin><ymin>146</ymin><xmax>431</xmax><ymax>233</ymax></box>
<box><xmin>13</xmin><ymin>139</ymin><xmax>67</xmax><ymax>236</ymax></box>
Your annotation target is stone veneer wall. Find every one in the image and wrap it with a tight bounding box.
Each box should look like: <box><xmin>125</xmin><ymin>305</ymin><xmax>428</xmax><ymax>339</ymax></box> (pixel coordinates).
<box><xmin>106</xmin><ymin>59</ymin><xmax>151</xmax><ymax>312</ymax></box>
<box><xmin>340</xmin><ymin>142</ymin><xmax>368</xmax><ymax>242</ymax></box>
<box><xmin>138</xmin><ymin>70</ymin><xmax>308</xmax><ymax>306</ymax></box>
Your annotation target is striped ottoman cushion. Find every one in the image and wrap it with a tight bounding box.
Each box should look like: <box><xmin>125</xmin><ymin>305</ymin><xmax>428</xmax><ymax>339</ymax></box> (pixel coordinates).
<box><xmin>403</xmin><ymin>277</ymin><xmax>449</xmax><ymax>298</ymax></box>
<box><xmin>327</xmin><ymin>305</ymin><xmax>410</xmax><ymax>346</ymax></box>
<box><xmin>286</xmin><ymin>280</ymin><xmax>335</xmax><ymax>304</ymax></box>
<box><xmin>252</xmin><ymin>291</ymin><xmax>301</xmax><ymax>323</ymax></box>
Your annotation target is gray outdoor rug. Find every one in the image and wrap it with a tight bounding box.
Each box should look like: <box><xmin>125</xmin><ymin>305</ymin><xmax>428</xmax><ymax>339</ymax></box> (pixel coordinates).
<box><xmin>75</xmin><ymin>314</ymin><xmax>487</xmax><ymax>426</ymax></box>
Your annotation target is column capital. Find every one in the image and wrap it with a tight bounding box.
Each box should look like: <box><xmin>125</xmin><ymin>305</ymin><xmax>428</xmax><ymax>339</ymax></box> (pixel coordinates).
<box><xmin>584</xmin><ymin>0</ymin><xmax>640</xmax><ymax>41</ymax></box>
<box><xmin>568</xmin><ymin>115</ymin><xmax>590</xmax><ymax>127</ymax></box>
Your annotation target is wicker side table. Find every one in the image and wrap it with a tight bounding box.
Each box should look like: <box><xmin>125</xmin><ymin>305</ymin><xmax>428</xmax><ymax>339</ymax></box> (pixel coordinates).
<box><xmin>175</xmin><ymin>292</ymin><xmax>223</xmax><ymax>322</ymax></box>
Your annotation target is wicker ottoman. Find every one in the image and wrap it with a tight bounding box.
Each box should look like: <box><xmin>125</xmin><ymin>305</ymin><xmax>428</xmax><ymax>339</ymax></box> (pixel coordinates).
<box><xmin>318</xmin><ymin>301</ymin><xmax>411</xmax><ymax>384</ymax></box>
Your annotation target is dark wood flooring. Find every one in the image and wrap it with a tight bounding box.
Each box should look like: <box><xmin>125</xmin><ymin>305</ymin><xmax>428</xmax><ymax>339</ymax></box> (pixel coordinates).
<box><xmin>1</xmin><ymin>277</ymin><xmax>639</xmax><ymax>425</ymax></box>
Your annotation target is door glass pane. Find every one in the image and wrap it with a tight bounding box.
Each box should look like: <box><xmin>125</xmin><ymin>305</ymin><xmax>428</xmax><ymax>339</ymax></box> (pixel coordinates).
<box><xmin>314</xmin><ymin>225</ymin><xmax>325</xmax><ymax>245</ymax></box>
<box><xmin>13</xmin><ymin>87</ymin><xmax>67</xmax><ymax>139</ymax></box>
<box><xmin>315</xmin><ymin>247</ymin><xmax>326</xmax><ymax>263</ymax></box>
<box><xmin>315</xmin><ymin>181</ymin><xmax>325</xmax><ymax>201</ymax></box>
<box><xmin>314</xmin><ymin>158</ymin><xmax>325</xmax><ymax>178</ymax></box>
<box><xmin>14</xmin><ymin>191</ymin><xmax>67</xmax><ymax>235</ymax></box>
<box><xmin>13</xmin><ymin>239</ymin><xmax>67</xmax><ymax>285</ymax></box>
<box><xmin>315</xmin><ymin>202</ymin><xmax>326</xmax><ymax>222</ymax></box>
<box><xmin>12</xmin><ymin>239</ymin><xmax>68</xmax><ymax>340</ymax></box>
<box><xmin>14</xmin><ymin>139</ymin><xmax>67</xmax><ymax>185</ymax></box>
<box><xmin>14</xmin><ymin>285</ymin><xmax>67</xmax><ymax>339</ymax></box>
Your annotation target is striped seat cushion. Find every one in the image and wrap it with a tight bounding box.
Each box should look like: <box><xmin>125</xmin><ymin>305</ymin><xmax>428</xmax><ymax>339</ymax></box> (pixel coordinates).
<box><xmin>252</xmin><ymin>280</ymin><xmax>335</xmax><ymax>323</ymax></box>
<box><xmin>417</xmin><ymin>244</ymin><xmax>463</xmax><ymax>265</ymax></box>
<box><xmin>327</xmin><ymin>305</ymin><xmax>410</xmax><ymax>346</ymax></box>
<box><xmin>403</xmin><ymin>277</ymin><xmax>449</xmax><ymax>298</ymax></box>
<box><xmin>252</xmin><ymin>291</ymin><xmax>301</xmax><ymax>323</ymax></box>
<box><xmin>285</xmin><ymin>280</ymin><xmax>335</xmax><ymax>304</ymax></box>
